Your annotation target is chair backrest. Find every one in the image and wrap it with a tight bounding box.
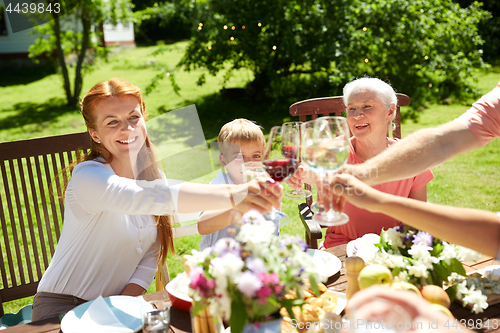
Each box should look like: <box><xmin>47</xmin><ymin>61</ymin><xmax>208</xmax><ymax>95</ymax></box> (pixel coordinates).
<box><xmin>0</xmin><ymin>132</ymin><xmax>91</xmax><ymax>317</ymax></box>
<box><xmin>289</xmin><ymin>93</ymin><xmax>410</xmax><ymax>139</ymax></box>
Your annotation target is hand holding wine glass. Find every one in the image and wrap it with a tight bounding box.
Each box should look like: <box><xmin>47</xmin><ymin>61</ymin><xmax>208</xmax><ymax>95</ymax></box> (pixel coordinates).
<box><xmin>309</xmin><ymin>116</ymin><xmax>350</xmax><ymax>226</ymax></box>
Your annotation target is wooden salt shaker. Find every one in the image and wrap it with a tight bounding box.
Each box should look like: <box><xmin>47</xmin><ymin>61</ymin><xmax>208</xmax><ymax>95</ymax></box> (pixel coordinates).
<box><xmin>345</xmin><ymin>256</ymin><xmax>365</xmax><ymax>300</ymax></box>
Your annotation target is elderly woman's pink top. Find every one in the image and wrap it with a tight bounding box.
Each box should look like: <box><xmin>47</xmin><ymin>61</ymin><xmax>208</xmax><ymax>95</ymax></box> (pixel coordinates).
<box><xmin>324</xmin><ymin>140</ymin><xmax>434</xmax><ymax>248</ymax></box>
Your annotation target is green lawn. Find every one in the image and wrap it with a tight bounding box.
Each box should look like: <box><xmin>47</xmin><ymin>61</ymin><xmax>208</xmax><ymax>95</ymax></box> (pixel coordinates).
<box><xmin>1</xmin><ymin>42</ymin><xmax>499</xmax><ymax>314</ymax></box>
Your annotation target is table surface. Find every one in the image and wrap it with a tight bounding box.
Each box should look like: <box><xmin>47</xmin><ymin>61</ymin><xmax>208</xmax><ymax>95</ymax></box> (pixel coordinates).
<box><xmin>4</xmin><ymin>244</ymin><xmax>499</xmax><ymax>333</ymax></box>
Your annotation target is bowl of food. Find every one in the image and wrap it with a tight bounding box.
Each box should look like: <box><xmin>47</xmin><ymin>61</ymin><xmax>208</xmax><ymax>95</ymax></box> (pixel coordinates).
<box><xmin>165</xmin><ymin>272</ymin><xmax>192</xmax><ymax>312</ymax></box>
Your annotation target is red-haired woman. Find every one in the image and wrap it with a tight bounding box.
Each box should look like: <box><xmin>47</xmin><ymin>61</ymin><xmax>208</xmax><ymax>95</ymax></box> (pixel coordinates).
<box><xmin>31</xmin><ymin>78</ymin><xmax>281</xmax><ymax>321</ymax></box>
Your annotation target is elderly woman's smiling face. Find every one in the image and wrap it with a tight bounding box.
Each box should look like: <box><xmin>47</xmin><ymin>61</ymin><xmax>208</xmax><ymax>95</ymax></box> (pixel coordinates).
<box><xmin>346</xmin><ymin>89</ymin><xmax>394</xmax><ymax>141</ymax></box>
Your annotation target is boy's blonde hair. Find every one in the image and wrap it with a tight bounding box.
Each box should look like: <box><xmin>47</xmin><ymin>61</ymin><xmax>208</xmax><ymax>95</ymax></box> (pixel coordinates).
<box><xmin>218</xmin><ymin>119</ymin><xmax>265</xmax><ymax>157</ymax></box>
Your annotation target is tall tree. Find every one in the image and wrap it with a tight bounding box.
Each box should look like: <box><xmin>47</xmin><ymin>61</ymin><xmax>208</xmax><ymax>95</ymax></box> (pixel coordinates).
<box><xmin>29</xmin><ymin>0</ymin><xmax>132</xmax><ymax>106</ymax></box>
<box><xmin>178</xmin><ymin>0</ymin><xmax>490</xmax><ymax>106</ymax></box>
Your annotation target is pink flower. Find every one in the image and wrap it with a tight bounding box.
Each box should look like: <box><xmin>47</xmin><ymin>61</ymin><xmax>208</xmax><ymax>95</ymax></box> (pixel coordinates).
<box><xmin>238</xmin><ymin>271</ymin><xmax>262</xmax><ymax>297</ymax></box>
<box><xmin>274</xmin><ymin>285</ymin><xmax>283</xmax><ymax>294</ymax></box>
<box><xmin>269</xmin><ymin>272</ymin><xmax>279</xmax><ymax>285</ymax></box>
<box><xmin>189</xmin><ymin>267</ymin><xmax>215</xmax><ymax>298</ymax></box>
<box><xmin>258</xmin><ymin>272</ymin><xmax>270</xmax><ymax>285</ymax></box>
<box><xmin>256</xmin><ymin>286</ymin><xmax>272</xmax><ymax>299</ymax></box>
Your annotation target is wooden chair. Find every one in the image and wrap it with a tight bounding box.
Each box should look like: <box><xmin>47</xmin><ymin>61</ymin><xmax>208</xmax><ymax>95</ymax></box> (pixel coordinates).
<box><xmin>289</xmin><ymin>94</ymin><xmax>410</xmax><ymax>249</ymax></box>
<box><xmin>0</xmin><ymin>131</ymin><xmax>195</xmax><ymax>318</ymax></box>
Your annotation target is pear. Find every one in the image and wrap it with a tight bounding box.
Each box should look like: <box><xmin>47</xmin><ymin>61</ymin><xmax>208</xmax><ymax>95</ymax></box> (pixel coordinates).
<box><xmin>419</xmin><ymin>285</ymin><xmax>451</xmax><ymax>309</ymax></box>
<box><xmin>429</xmin><ymin>303</ymin><xmax>454</xmax><ymax>318</ymax></box>
<box><xmin>357</xmin><ymin>264</ymin><xmax>393</xmax><ymax>290</ymax></box>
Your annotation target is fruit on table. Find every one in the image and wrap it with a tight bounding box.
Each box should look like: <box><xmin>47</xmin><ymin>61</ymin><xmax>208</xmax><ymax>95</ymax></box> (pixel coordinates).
<box><xmin>358</xmin><ymin>264</ymin><xmax>393</xmax><ymax>290</ymax></box>
<box><xmin>390</xmin><ymin>281</ymin><xmax>422</xmax><ymax>296</ymax></box>
<box><xmin>345</xmin><ymin>256</ymin><xmax>365</xmax><ymax>300</ymax></box>
<box><xmin>419</xmin><ymin>285</ymin><xmax>451</xmax><ymax>309</ymax></box>
<box><xmin>429</xmin><ymin>303</ymin><xmax>454</xmax><ymax>318</ymax></box>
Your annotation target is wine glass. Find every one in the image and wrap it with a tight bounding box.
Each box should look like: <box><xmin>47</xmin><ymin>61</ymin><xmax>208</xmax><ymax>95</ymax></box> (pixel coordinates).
<box><xmin>262</xmin><ymin>126</ymin><xmax>300</xmax><ymax>225</ymax></box>
<box><xmin>242</xmin><ymin>161</ymin><xmax>286</xmax><ymax>228</ymax></box>
<box><xmin>309</xmin><ymin>116</ymin><xmax>350</xmax><ymax>226</ymax></box>
<box><xmin>301</xmin><ymin>120</ymin><xmax>322</xmax><ymax>213</ymax></box>
<box><xmin>282</xmin><ymin>122</ymin><xmax>312</xmax><ymax>199</ymax></box>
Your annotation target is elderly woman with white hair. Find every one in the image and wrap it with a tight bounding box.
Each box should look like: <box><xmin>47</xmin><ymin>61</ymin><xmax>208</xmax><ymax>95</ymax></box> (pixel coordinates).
<box><xmin>322</xmin><ymin>77</ymin><xmax>434</xmax><ymax>248</ymax></box>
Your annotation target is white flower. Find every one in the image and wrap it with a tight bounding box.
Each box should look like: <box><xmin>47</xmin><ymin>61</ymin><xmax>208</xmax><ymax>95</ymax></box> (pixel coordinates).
<box><xmin>439</xmin><ymin>242</ymin><xmax>457</xmax><ymax>265</ymax></box>
<box><xmin>210</xmin><ymin>253</ymin><xmax>245</xmax><ymax>285</ymax></box>
<box><xmin>356</xmin><ymin>242</ymin><xmax>379</xmax><ymax>263</ymax></box>
<box><xmin>236</xmin><ymin>220</ymin><xmax>276</xmax><ymax>244</ymax></box>
<box><xmin>462</xmin><ymin>286</ymin><xmax>488</xmax><ymax>314</ymax></box>
<box><xmin>237</xmin><ymin>271</ymin><xmax>262</xmax><ymax>297</ymax></box>
<box><xmin>384</xmin><ymin>228</ymin><xmax>404</xmax><ymax>249</ymax></box>
<box><xmin>408</xmin><ymin>263</ymin><xmax>429</xmax><ymax>278</ymax></box>
<box><xmin>386</xmin><ymin>254</ymin><xmax>406</xmax><ymax>269</ymax></box>
<box><xmin>455</xmin><ymin>245</ymin><xmax>482</xmax><ymax>262</ymax></box>
<box><xmin>408</xmin><ymin>243</ymin><xmax>439</xmax><ymax>270</ymax></box>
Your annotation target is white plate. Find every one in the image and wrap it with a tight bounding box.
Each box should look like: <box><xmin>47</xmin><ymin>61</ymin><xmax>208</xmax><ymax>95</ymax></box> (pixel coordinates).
<box><xmin>346</xmin><ymin>233</ymin><xmax>380</xmax><ymax>257</ymax></box>
<box><xmin>61</xmin><ymin>295</ymin><xmax>147</xmax><ymax>333</ymax></box>
<box><xmin>307</xmin><ymin>249</ymin><xmax>342</xmax><ymax>277</ymax></box>
<box><xmin>326</xmin><ymin>290</ymin><xmax>347</xmax><ymax>315</ymax></box>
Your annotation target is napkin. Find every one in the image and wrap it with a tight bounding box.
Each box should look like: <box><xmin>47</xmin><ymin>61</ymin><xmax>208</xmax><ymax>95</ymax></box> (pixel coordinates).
<box><xmin>75</xmin><ymin>296</ymin><xmax>134</xmax><ymax>333</ymax></box>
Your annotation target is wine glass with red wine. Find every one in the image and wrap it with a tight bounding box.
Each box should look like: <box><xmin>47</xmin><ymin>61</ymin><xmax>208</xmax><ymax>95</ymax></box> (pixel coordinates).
<box><xmin>262</xmin><ymin>126</ymin><xmax>300</xmax><ymax>225</ymax></box>
<box><xmin>282</xmin><ymin>122</ymin><xmax>313</xmax><ymax>199</ymax></box>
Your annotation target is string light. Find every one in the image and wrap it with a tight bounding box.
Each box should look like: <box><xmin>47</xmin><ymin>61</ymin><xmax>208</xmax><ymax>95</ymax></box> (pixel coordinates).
<box><xmin>208</xmin><ymin>46</ymin><xmax>212</xmax><ymax>50</ymax></box>
<box><xmin>272</xmin><ymin>45</ymin><xmax>277</xmax><ymax>50</ymax></box>
<box><xmin>428</xmin><ymin>83</ymin><xmax>433</xmax><ymax>87</ymax></box>
<box><xmin>362</xmin><ymin>27</ymin><xmax>367</xmax><ymax>31</ymax></box>
<box><xmin>224</xmin><ymin>25</ymin><xmax>228</xmax><ymax>29</ymax></box>
<box><xmin>198</xmin><ymin>26</ymin><xmax>202</xmax><ymax>30</ymax></box>
<box><xmin>424</xmin><ymin>55</ymin><xmax>429</xmax><ymax>60</ymax></box>
<box><xmin>364</xmin><ymin>58</ymin><xmax>369</xmax><ymax>63</ymax></box>
<box><xmin>230</xmin><ymin>37</ymin><xmax>235</xmax><ymax>41</ymax></box>
<box><xmin>242</xmin><ymin>25</ymin><xmax>246</xmax><ymax>29</ymax></box>
<box><xmin>232</xmin><ymin>26</ymin><xmax>235</xmax><ymax>30</ymax></box>
<box><xmin>258</xmin><ymin>23</ymin><xmax>262</xmax><ymax>27</ymax></box>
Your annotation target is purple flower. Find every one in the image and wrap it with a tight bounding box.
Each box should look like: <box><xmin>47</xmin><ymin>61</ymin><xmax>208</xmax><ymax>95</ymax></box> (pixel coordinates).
<box><xmin>212</xmin><ymin>238</ymin><xmax>240</xmax><ymax>256</ymax></box>
<box><xmin>412</xmin><ymin>231</ymin><xmax>434</xmax><ymax>247</ymax></box>
<box><xmin>237</xmin><ymin>271</ymin><xmax>262</xmax><ymax>297</ymax></box>
<box><xmin>247</xmin><ymin>257</ymin><xmax>266</xmax><ymax>274</ymax></box>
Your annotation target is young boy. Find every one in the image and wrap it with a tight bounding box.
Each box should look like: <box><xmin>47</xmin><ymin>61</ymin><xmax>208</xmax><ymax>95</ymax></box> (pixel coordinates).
<box><xmin>198</xmin><ymin>119</ymin><xmax>280</xmax><ymax>250</ymax></box>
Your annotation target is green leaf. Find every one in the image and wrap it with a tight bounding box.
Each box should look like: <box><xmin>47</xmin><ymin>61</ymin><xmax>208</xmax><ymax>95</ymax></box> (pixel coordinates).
<box><xmin>430</xmin><ymin>243</ymin><xmax>444</xmax><ymax>257</ymax></box>
<box><xmin>230</xmin><ymin>295</ymin><xmax>248</xmax><ymax>333</ymax></box>
<box><xmin>446</xmin><ymin>285</ymin><xmax>457</xmax><ymax>303</ymax></box>
<box><xmin>309</xmin><ymin>274</ymin><xmax>319</xmax><ymax>296</ymax></box>
<box><xmin>433</xmin><ymin>263</ymin><xmax>451</xmax><ymax>283</ymax></box>
<box><xmin>450</xmin><ymin>259</ymin><xmax>467</xmax><ymax>276</ymax></box>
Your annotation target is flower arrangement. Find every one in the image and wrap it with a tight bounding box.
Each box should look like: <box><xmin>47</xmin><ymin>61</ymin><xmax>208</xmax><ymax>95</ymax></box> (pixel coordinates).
<box><xmin>185</xmin><ymin>210</ymin><xmax>327</xmax><ymax>333</ymax></box>
<box><xmin>353</xmin><ymin>225</ymin><xmax>488</xmax><ymax>313</ymax></box>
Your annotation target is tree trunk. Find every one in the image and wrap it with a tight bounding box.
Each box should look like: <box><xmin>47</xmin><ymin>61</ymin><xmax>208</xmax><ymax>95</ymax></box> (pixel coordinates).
<box><xmin>52</xmin><ymin>10</ymin><xmax>73</xmax><ymax>105</ymax></box>
<box><xmin>73</xmin><ymin>14</ymin><xmax>91</xmax><ymax>104</ymax></box>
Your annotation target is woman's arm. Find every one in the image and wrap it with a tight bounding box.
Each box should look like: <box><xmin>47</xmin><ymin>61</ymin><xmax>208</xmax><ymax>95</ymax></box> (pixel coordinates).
<box><xmin>407</xmin><ymin>186</ymin><xmax>427</xmax><ymax>202</ymax></box>
<box><xmin>331</xmin><ymin>174</ymin><xmax>500</xmax><ymax>257</ymax></box>
<box><xmin>72</xmin><ymin>162</ymin><xmax>281</xmax><ymax>216</ymax></box>
<box><xmin>121</xmin><ymin>283</ymin><xmax>146</xmax><ymax>297</ymax></box>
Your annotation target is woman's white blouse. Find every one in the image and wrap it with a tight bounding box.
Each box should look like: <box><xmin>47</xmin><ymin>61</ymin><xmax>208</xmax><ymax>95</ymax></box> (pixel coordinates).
<box><xmin>37</xmin><ymin>160</ymin><xmax>180</xmax><ymax>301</ymax></box>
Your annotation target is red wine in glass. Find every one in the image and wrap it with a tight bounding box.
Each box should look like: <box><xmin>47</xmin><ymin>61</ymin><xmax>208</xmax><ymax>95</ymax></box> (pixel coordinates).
<box><xmin>263</xmin><ymin>158</ymin><xmax>299</xmax><ymax>183</ymax></box>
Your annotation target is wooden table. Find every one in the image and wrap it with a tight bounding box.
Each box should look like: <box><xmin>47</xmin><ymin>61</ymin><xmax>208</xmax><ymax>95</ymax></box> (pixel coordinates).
<box><xmin>4</xmin><ymin>244</ymin><xmax>500</xmax><ymax>332</ymax></box>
